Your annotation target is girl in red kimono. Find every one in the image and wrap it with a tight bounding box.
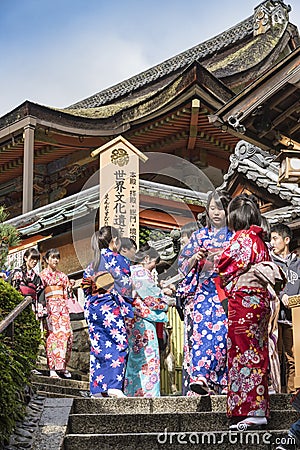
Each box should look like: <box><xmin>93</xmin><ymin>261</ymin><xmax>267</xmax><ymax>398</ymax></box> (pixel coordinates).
<box><xmin>217</xmin><ymin>195</ymin><xmax>272</xmax><ymax>430</ymax></box>
<box><xmin>40</xmin><ymin>248</ymin><xmax>73</xmax><ymax>379</ymax></box>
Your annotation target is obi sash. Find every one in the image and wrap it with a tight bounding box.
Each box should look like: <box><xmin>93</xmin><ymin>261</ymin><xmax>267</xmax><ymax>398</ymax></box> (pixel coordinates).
<box><xmin>19</xmin><ymin>282</ymin><xmax>37</xmax><ymax>299</ymax></box>
<box><xmin>44</xmin><ymin>285</ymin><xmax>64</xmax><ymax>299</ymax></box>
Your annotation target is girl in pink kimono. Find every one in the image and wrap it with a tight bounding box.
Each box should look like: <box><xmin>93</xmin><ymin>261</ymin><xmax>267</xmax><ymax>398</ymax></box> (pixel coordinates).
<box><xmin>40</xmin><ymin>248</ymin><xmax>73</xmax><ymax>379</ymax></box>
<box><xmin>124</xmin><ymin>245</ymin><xmax>173</xmax><ymax>397</ymax></box>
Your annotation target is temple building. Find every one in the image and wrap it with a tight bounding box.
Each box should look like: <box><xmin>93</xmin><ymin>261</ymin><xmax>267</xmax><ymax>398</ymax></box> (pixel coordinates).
<box><xmin>2</xmin><ymin>0</ymin><xmax>300</xmax><ymax>393</ymax></box>
<box><xmin>0</xmin><ymin>0</ymin><xmax>299</xmax><ymax>257</ymax></box>
<box><xmin>1</xmin><ymin>0</ymin><xmax>299</xmax><ymax>277</ymax></box>
<box><xmin>0</xmin><ymin>2</ymin><xmax>298</xmax><ymax>209</ymax></box>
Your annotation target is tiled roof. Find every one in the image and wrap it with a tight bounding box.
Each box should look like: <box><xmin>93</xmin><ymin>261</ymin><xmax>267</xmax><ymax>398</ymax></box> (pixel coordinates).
<box><xmin>66</xmin><ymin>16</ymin><xmax>254</xmax><ymax>110</ymax></box>
<box><xmin>65</xmin><ymin>0</ymin><xmax>296</xmax><ymax>112</ymax></box>
<box><xmin>6</xmin><ymin>180</ymin><xmax>208</xmax><ymax>236</ymax></box>
<box><xmin>264</xmin><ymin>205</ymin><xmax>300</xmax><ymax>225</ymax></box>
<box><xmin>220</xmin><ymin>140</ymin><xmax>300</xmax><ymax>224</ymax></box>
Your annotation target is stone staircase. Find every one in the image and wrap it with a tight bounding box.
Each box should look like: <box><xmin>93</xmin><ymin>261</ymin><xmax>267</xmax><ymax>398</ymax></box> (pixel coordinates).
<box><xmin>30</xmin><ymin>374</ymin><xmax>299</xmax><ymax>450</ymax></box>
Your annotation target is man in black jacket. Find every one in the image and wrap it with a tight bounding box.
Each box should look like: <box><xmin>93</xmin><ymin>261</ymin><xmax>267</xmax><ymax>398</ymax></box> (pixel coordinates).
<box><xmin>271</xmin><ymin>224</ymin><xmax>300</xmax><ymax>394</ymax></box>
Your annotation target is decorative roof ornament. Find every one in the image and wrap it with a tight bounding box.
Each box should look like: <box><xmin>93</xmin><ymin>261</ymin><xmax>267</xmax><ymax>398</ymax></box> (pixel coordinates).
<box><xmin>253</xmin><ymin>0</ymin><xmax>291</xmax><ymax>36</ymax></box>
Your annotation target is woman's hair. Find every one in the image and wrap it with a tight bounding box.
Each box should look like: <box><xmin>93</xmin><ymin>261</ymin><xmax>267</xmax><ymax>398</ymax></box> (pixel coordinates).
<box><xmin>91</xmin><ymin>226</ymin><xmax>120</xmax><ymax>269</ymax></box>
<box><xmin>206</xmin><ymin>190</ymin><xmax>231</xmax><ymax>228</ymax></box>
<box><xmin>120</xmin><ymin>237</ymin><xmax>137</xmax><ymax>251</ymax></box>
<box><xmin>43</xmin><ymin>248</ymin><xmax>60</xmax><ymax>263</ymax></box>
<box><xmin>134</xmin><ymin>244</ymin><xmax>160</xmax><ymax>265</ymax></box>
<box><xmin>227</xmin><ymin>194</ymin><xmax>261</xmax><ymax>231</ymax></box>
<box><xmin>260</xmin><ymin>216</ymin><xmax>271</xmax><ymax>242</ymax></box>
<box><xmin>23</xmin><ymin>247</ymin><xmax>40</xmax><ymax>262</ymax></box>
<box><xmin>21</xmin><ymin>247</ymin><xmax>40</xmax><ymax>271</ymax></box>
<box><xmin>180</xmin><ymin>221</ymin><xmax>199</xmax><ymax>238</ymax></box>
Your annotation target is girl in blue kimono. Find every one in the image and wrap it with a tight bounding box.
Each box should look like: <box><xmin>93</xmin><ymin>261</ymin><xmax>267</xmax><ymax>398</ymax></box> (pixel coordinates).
<box><xmin>124</xmin><ymin>245</ymin><xmax>172</xmax><ymax>397</ymax></box>
<box><xmin>82</xmin><ymin>226</ymin><xmax>133</xmax><ymax>398</ymax></box>
<box><xmin>178</xmin><ymin>190</ymin><xmax>232</xmax><ymax>396</ymax></box>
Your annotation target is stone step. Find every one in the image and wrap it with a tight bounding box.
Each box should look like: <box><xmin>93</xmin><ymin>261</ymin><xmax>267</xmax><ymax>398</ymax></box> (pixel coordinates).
<box><xmin>63</xmin><ymin>429</ymin><xmax>296</xmax><ymax>450</ymax></box>
<box><xmin>68</xmin><ymin>410</ymin><xmax>299</xmax><ymax>434</ymax></box>
<box><xmin>33</xmin><ymin>381</ymin><xmax>88</xmax><ymax>398</ymax></box>
<box><xmin>72</xmin><ymin>394</ymin><xmax>294</xmax><ymax>415</ymax></box>
<box><xmin>35</xmin><ymin>389</ymin><xmax>83</xmax><ymax>399</ymax></box>
<box><xmin>31</xmin><ymin>374</ymin><xmax>89</xmax><ymax>390</ymax></box>
<box><xmin>31</xmin><ymin>374</ymin><xmax>90</xmax><ymax>398</ymax></box>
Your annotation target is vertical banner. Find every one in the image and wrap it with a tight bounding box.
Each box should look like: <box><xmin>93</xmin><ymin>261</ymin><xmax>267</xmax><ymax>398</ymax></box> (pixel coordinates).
<box><xmin>91</xmin><ymin>136</ymin><xmax>148</xmax><ymax>245</ymax></box>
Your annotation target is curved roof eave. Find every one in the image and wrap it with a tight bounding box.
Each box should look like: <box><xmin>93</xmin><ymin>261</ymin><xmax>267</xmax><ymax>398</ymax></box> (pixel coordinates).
<box><xmin>0</xmin><ymin>62</ymin><xmax>235</xmax><ymax>130</ymax></box>
<box><xmin>65</xmin><ymin>14</ymin><xmax>256</xmax><ymax>111</ymax></box>
<box><xmin>65</xmin><ymin>3</ymin><xmax>294</xmax><ymax>111</ymax></box>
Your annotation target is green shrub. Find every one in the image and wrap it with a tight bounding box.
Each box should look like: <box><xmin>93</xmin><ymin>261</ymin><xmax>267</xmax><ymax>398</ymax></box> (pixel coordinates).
<box><xmin>139</xmin><ymin>226</ymin><xmax>152</xmax><ymax>247</ymax></box>
<box><xmin>0</xmin><ymin>279</ymin><xmax>41</xmax><ymax>446</ymax></box>
<box><xmin>0</xmin><ymin>206</ymin><xmax>20</xmax><ymax>271</ymax></box>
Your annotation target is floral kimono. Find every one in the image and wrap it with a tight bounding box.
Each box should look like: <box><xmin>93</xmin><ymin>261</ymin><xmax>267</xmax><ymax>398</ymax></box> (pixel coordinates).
<box><xmin>83</xmin><ymin>249</ymin><xmax>133</xmax><ymax>396</ymax></box>
<box><xmin>39</xmin><ymin>268</ymin><xmax>73</xmax><ymax>371</ymax></box>
<box><xmin>8</xmin><ymin>267</ymin><xmax>45</xmax><ymax>319</ymax></box>
<box><xmin>178</xmin><ymin>226</ymin><xmax>232</xmax><ymax>395</ymax></box>
<box><xmin>124</xmin><ymin>265</ymin><xmax>168</xmax><ymax>397</ymax></box>
<box><xmin>218</xmin><ymin>225</ymin><xmax>271</xmax><ymax>418</ymax></box>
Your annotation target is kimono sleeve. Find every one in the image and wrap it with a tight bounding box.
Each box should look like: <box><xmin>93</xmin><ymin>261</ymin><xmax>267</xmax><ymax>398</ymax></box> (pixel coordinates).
<box><xmin>61</xmin><ymin>272</ymin><xmax>71</xmax><ymax>301</ymax></box>
<box><xmin>104</xmin><ymin>251</ymin><xmax>132</xmax><ymax>300</ymax></box>
<box><xmin>81</xmin><ymin>263</ymin><xmax>95</xmax><ymax>295</ymax></box>
<box><xmin>178</xmin><ymin>230</ymin><xmax>204</xmax><ymax>276</ymax></box>
<box><xmin>132</xmin><ymin>267</ymin><xmax>168</xmax><ymax>322</ymax></box>
<box><xmin>133</xmin><ymin>267</ymin><xmax>168</xmax><ymax>311</ymax></box>
<box><xmin>217</xmin><ymin>230</ymin><xmax>254</xmax><ymax>286</ymax></box>
<box><xmin>35</xmin><ymin>273</ymin><xmax>44</xmax><ymax>296</ymax></box>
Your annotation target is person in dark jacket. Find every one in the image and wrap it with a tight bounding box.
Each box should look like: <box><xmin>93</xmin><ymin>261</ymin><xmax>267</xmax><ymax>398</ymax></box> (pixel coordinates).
<box><xmin>275</xmin><ymin>389</ymin><xmax>300</xmax><ymax>449</ymax></box>
<box><xmin>270</xmin><ymin>224</ymin><xmax>300</xmax><ymax>394</ymax></box>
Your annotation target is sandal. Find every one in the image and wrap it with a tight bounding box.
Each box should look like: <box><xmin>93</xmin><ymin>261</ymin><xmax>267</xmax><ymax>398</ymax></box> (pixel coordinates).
<box><xmin>229</xmin><ymin>417</ymin><xmax>267</xmax><ymax>431</ymax></box>
<box><xmin>57</xmin><ymin>370</ymin><xmax>72</xmax><ymax>378</ymax></box>
<box><xmin>107</xmin><ymin>389</ymin><xmax>126</xmax><ymax>398</ymax></box>
<box><xmin>189</xmin><ymin>377</ymin><xmax>209</xmax><ymax>396</ymax></box>
<box><xmin>49</xmin><ymin>370</ymin><xmax>60</xmax><ymax>378</ymax></box>
<box><xmin>61</xmin><ymin>370</ymin><xmax>72</xmax><ymax>378</ymax></box>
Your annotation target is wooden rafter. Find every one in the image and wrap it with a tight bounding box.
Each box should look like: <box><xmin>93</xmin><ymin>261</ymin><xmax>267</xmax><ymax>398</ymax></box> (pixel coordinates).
<box><xmin>141</xmin><ymin>131</ymin><xmax>188</xmax><ymax>152</ymax></box>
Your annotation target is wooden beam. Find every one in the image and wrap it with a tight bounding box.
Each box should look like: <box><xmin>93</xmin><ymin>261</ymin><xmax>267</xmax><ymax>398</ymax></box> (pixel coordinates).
<box><xmin>279</xmin><ymin>135</ymin><xmax>300</xmax><ymax>150</ymax></box>
<box><xmin>0</xmin><ymin>157</ymin><xmax>23</xmax><ymax>174</ymax></box>
<box><xmin>272</xmin><ymin>100</ymin><xmax>300</xmax><ymax>128</ymax></box>
<box><xmin>187</xmin><ymin>99</ymin><xmax>200</xmax><ymax>151</ymax></box>
<box><xmin>141</xmin><ymin>131</ymin><xmax>188</xmax><ymax>152</ymax></box>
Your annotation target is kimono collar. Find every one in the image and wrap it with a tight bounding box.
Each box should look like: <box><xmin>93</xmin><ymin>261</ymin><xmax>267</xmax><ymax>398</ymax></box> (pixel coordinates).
<box><xmin>234</xmin><ymin>225</ymin><xmax>263</xmax><ymax>238</ymax></box>
<box><xmin>249</xmin><ymin>225</ymin><xmax>263</xmax><ymax>237</ymax></box>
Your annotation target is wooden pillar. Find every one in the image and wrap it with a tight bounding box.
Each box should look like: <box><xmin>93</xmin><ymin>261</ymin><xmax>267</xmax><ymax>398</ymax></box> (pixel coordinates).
<box><xmin>22</xmin><ymin>124</ymin><xmax>35</xmax><ymax>214</ymax></box>
<box><xmin>289</xmin><ymin>295</ymin><xmax>300</xmax><ymax>388</ymax></box>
